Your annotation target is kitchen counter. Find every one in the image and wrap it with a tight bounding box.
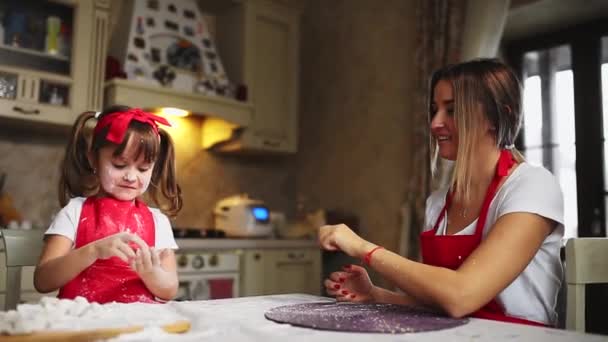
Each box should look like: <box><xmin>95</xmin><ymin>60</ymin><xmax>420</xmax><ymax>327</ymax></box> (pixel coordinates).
<box><xmin>0</xmin><ymin>232</ymin><xmax>319</xmax><ymax>252</ymax></box>
<box><xmin>108</xmin><ymin>294</ymin><xmax>604</xmax><ymax>341</ymax></box>
<box><xmin>175</xmin><ymin>238</ymin><xmax>319</xmax><ymax>251</ymax></box>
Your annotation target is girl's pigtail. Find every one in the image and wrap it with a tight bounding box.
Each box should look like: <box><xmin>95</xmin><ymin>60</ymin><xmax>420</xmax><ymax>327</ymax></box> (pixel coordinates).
<box><xmin>151</xmin><ymin>129</ymin><xmax>182</xmax><ymax>217</ymax></box>
<box><xmin>58</xmin><ymin>111</ymin><xmax>97</xmax><ymax>206</ymax></box>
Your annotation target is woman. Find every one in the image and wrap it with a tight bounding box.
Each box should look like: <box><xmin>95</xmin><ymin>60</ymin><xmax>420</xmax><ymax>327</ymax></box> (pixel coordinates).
<box><xmin>319</xmin><ymin>59</ymin><xmax>564</xmax><ymax>326</ymax></box>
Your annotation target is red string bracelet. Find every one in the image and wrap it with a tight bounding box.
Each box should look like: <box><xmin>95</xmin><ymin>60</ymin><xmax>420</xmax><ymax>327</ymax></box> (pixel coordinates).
<box><xmin>363</xmin><ymin>246</ymin><xmax>385</xmax><ymax>265</ymax></box>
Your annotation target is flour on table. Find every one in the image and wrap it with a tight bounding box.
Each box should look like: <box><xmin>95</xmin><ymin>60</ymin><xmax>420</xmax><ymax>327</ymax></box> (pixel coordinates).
<box><xmin>104</xmin><ymin>326</ymin><xmax>175</xmax><ymax>342</ymax></box>
<box><xmin>0</xmin><ymin>297</ymin><xmax>188</xmax><ymax>335</ymax></box>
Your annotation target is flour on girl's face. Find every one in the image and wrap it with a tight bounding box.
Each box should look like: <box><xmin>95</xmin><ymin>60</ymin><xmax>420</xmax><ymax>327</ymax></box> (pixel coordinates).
<box><xmin>96</xmin><ymin>135</ymin><xmax>155</xmax><ymax>201</ymax></box>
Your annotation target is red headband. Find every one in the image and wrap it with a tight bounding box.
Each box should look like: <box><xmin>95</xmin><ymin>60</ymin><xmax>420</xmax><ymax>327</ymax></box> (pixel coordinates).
<box><xmin>93</xmin><ymin>108</ymin><xmax>171</xmax><ymax>144</ymax></box>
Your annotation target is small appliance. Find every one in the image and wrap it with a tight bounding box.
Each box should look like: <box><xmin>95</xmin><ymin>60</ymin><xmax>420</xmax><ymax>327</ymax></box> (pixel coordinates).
<box><xmin>213</xmin><ymin>194</ymin><xmax>272</xmax><ymax>237</ymax></box>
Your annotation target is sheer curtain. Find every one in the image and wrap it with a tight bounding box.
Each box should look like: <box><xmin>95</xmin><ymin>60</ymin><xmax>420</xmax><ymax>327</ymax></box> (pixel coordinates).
<box><xmin>400</xmin><ymin>0</ymin><xmax>467</xmax><ymax>260</ymax></box>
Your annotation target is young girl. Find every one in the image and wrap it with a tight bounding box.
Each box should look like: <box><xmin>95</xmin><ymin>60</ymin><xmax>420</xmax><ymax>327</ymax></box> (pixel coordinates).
<box><xmin>319</xmin><ymin>59</ymin><xmax>564</xmax><ymax>327</ymax></box>
<box><xmin>34</xmin><ymin>105</ymin><xmax>183</xmax><ymax>304</ymax></box>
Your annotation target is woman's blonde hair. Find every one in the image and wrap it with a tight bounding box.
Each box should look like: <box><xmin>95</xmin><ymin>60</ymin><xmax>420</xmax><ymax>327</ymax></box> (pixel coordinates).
<box><xmin>428</xmin><ymin>58</ymin><xmax>524</xmax><ymax>203</ymax></box>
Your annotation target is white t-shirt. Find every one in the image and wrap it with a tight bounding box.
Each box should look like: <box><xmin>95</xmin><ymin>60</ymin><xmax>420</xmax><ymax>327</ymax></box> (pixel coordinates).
<box><xmin>45</xmin><ymin>197</ymin><xmax>178</xmax><ymax>249</ymax></box>
<box><xmin>423</xmin><ymin>162</ymin><xmax>564</xmax><ymax>325</ymax></box>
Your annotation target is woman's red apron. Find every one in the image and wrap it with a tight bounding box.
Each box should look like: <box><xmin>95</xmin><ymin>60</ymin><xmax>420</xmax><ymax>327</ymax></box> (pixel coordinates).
<box><xmin>58</xmin><ymin>197</ymin><xmax>157</xmax><ymax>303</ymax></box>
<box><xmin>420</xmin><ymin>150</ymin><xmax>547</xmax><ymax>326</ymax></box>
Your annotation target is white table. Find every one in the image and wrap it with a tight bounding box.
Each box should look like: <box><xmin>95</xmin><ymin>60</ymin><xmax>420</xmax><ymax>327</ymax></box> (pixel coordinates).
<box><xmin>112</xmin><ymin>294</ymin><xmax>607</xmax><ymax>341</ymax></box>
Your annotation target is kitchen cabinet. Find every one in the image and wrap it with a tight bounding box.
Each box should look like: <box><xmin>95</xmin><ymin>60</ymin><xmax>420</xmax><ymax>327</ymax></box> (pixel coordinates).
<box><xmin>240</xmin><ymin>247</ymin><xmax>321</xmax><ymax>296</ymax></box>
<box><xmin>240</xmin><ymin>249</ymin><xmax>267</xmax><ymax>296</ymax></box>
<box><xmin>265</xmin><ymin>249</ymin><xmax>321</xmax><ymax>295</ymax></box>
<box><xmin>0</xmin><ymin>0</ymin><xmax>109</xmax><ymax>126</ymax></box>
<box><xmin>199</xmin><ymin>0</ymin><xmax>301</xmax><ymax>154</ymax></box>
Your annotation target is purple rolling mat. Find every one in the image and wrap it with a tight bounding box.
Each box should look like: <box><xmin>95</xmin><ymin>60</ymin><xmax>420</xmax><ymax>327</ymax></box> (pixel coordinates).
<box><xmin>265</xmin><ymin>302</ymin><xmax>469</xmax><ymax>334</ymax></box>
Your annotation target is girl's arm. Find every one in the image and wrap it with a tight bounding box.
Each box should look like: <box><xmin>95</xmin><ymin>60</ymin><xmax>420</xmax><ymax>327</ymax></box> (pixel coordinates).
<box><xmin>34</xmin><ymin>232</ymin><xmax>139</xmax><ymax>293</ymax></box>
<box><xmin>34</xmin><ymin>235</ymin><xmax>96</xmax><ymax>293</ymax></box>
<box><xmin>319</xmin><ymin>212</ymin><xmax>555</xmax><ymax>318</ymax></box>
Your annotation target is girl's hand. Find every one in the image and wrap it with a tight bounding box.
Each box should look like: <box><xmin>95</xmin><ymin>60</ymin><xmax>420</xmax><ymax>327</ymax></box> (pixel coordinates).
<box><xmin>128</xmin><ymin>237</ymin><xmax>178</xmax><ymax>300</ymax></box>
<box><xmin>130</xmin><ymin>246</ymin><xmax>170</xmax><ymax>279</ymax></box>
<box><xmin>318</xmin><ymin>224</ymin><xmax>374</xmax><ymax>258</ymax></box>
<box><xmin>324</xmin><ymin>264</ymin><xmax>375</xmax><ymax>302</ymax></box>
<box><xmin>90</xmin><ymin>232</ymin><xmax>139</xmax><ymax>262</ymax></box>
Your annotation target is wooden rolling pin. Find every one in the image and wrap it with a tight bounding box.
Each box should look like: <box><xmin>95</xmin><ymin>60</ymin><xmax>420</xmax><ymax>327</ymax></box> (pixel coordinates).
<box><xmin>2</xmin><ymin>320</ymin><xmax>191</xmax><ymax>342</ymax></box>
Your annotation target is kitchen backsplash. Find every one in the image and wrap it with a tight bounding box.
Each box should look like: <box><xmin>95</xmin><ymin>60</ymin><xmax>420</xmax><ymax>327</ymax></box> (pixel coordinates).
<box><xmin>0</xmin><ymin>120</ymin><xmax>295</xmax><ymax>229</ymax></box>
<box><xmin>175</xmin><ymin>150</ymin><xmax>295</xmax><ymax>228</ymax></box>
<box><xmin>0</xmin><ymin>125</ymin><xmax>66</xmax><ymax>228</ymax></box>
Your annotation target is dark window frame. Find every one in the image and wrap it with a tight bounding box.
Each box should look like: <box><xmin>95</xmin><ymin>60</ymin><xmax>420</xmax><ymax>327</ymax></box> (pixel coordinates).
<box><xmin>505</xmin><ymin>18</ymin><xmax>608</xmax><ymax>237</ymax></box>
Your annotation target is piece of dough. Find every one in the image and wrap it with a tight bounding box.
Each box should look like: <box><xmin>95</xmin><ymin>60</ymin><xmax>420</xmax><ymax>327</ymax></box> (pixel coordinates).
<box><xmin>0</xmin><ymin>296</ymin><xmax>187</xmax><ymax>335</ymax></box>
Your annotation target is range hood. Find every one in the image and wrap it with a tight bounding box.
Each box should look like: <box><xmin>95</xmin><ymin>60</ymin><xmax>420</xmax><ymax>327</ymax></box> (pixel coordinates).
<box><xmin>104</xmin><ymin>78</ymin><xmax>252</xmax><ymax>127</ymax></box>
<box><xmin>104</xmin><ymin>0</ymin><xmax>252</xmax><ymax>134</ymax></box>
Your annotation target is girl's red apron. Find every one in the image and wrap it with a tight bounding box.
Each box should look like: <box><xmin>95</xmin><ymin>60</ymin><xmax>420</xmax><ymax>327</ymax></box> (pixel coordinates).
<box><xmin>58</xmin><ymin>197</ymin><xmax>157</xmax><ymax>303</ymax></box>
<box><xmin>420</xmin><ymin>150</ymin><xmax>547</xmax><ymax>326</ymax></box>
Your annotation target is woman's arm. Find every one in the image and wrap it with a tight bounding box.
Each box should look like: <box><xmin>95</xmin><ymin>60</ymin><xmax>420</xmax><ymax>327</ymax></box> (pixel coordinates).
<box><xmin>370</xmin><ymin>286</ymin><xmax>422</xmax><ymax>306</ymax></box>
<box><xmin>320</xmin><ymin>212</ymin><xmax>555</xmax><ymax>317</ymax></box>
<box><xmin>324</xmin><ymin>264</ymin><xmax>422</xmax><ymax>306</ymax></box>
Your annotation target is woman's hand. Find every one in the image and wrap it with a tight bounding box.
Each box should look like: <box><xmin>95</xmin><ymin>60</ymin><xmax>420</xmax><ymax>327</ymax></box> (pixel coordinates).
<box><xmin>318</xmin><ymin>224</ymin><xmax>375</xmax><ymax>258</ymax></box>
<box><xmin>324</xmin><ymin>264</ymin><xmax>375</xmax><ymax>302</ymax></box>
<box><xmin>90</xmin><ymin>232</ymin><xmax>139</xmax><ymax>262</ymax></box>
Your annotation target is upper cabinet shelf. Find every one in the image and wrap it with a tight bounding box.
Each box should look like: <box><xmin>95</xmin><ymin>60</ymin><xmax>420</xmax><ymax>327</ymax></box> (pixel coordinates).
<box><xmin>0</xmin><ymin>0</ymin><xmax>109</xmax><ymax>126</ymax></box>
<box><xmin>0</xmin><ymin>44</ymin><xmax>70</xmax><ymax>62</ymax></box>
<box><xmin>105</xmin><ymin>78</ymin><xmax>252</xmax><ymax>126</ymax></box>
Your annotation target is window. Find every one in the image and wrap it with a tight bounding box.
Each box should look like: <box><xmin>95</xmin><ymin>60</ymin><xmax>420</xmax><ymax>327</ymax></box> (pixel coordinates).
<box><xmin>506</xmin><ymin>19</ymin><xmax>608</xmax><ymax>238</ymax></box>
<box><xmin>520</xmin><ymin>46</ymin><xmax>578</xmax><ymax>239</ymax></box>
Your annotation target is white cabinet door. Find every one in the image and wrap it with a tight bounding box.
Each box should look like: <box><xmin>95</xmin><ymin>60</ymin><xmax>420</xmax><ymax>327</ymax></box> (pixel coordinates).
<box><xmin>240</xmin><ymin>249</ymin><xmax>267</xmax><ymax>297</ymax></box>
<box><xmin>240</xmin><ymin>248</ymin><xmax>321</xmax><ymax>296</ymax></box>
<box><xmin>240</xmin><ymin>0</ymin><xmax>300</xmax><ymax>153</ymax></box>
<box><xmin>203</xmin><ymin>0</ymin><xmax>300</xmax><ymax>154</ymax></box>
<box><xmin>264</xmin><ymin>248</ymin><xmax>321</xmax><ymax>295</ymax></box>
<box><xmin>198</xmin><ymin>0</ymin><xmax>300</xmax><ymax>154</ymax></box>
